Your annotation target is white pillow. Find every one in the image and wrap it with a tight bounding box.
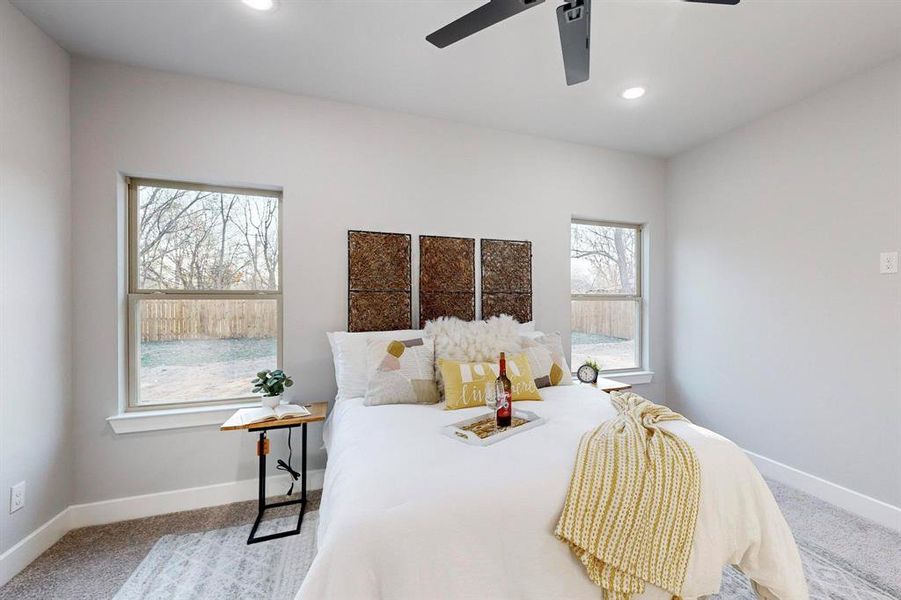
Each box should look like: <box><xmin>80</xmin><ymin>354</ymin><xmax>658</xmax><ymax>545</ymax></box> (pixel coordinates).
<box><xmin>327</xmin><ymin>329</ymin><xmax>422</xmax><ymax>401</ymax></box>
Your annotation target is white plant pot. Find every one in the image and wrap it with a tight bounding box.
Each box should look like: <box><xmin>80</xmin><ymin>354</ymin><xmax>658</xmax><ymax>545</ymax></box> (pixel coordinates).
<box><xmin>261</xmin><ymin>395</ymin><xmax>280</xmax><ymax>409</ymax></box>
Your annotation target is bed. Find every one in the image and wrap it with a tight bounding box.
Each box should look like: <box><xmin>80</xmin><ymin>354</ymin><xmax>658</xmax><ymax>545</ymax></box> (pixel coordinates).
<box><xmin>297</xmin><ymin>384</ymin><xmax>807</xmax><ymax>600</ymax></box>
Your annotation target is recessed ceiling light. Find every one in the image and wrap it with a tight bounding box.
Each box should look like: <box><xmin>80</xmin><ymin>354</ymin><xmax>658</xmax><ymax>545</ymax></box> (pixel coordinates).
<box><xmin>242</xmin><ymin>0</ymin><xmax>276</xmax><ymax>11</ymax></box>
<box><xmin>621</xmin><ymin>87</ymin><xmax>646</xmax><ymax>100</ymax></box>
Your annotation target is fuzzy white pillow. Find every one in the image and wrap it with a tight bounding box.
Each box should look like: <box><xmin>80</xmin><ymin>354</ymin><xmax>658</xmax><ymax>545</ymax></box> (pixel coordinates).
<box><xmin>423</xmin><ymin>315</ymin><xmax>525</xmax><ymax>363</ymax></box>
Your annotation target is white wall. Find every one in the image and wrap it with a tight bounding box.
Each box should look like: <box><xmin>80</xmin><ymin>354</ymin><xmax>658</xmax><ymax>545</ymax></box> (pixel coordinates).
<box><xmin>70</xmin><ymin>59</ymin><xmax>667</xmax><ymax>505</ymax></box>
<box><xmin>0</xmin><ymin>0</ymin><xmax>73</xmax><ymax>554</ymax></box>
<box><xmin>666</xmin><ymin>58</ymin><xmax>901</xmax><ymax>507</ymax></box>
<box><xmin>4</xmin><ymin>5</ymin><xmax>896</xmax><ymax>545</ymax></box>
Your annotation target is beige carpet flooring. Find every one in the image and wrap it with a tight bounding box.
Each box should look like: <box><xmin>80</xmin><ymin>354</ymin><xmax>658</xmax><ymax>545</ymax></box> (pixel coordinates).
<box><xmin>2</xmin><ymin>482</ymin><xmax>899</xmax><ymax>600</ymax></box>
<box><xmin>0</xmin><ymin>491</ymin><xmax>320</xmax><ymax>600</ymax></box>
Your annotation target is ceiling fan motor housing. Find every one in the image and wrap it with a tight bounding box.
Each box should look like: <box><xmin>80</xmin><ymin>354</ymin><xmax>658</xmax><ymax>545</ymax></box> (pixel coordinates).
<box><xmin>557</xmin><ymin>0</ymin><xmax>591</xmax><ymax>85</ymax></box>
<box><xmin>563</xmin><ymin>1</ymin><xmax>585</xmax><ymax>23</ymax></box>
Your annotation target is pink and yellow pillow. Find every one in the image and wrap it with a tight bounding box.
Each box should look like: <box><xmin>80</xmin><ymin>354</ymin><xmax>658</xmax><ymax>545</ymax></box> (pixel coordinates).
<box><xmin>364</xmin><ymin>337</ymin><xmax>439</xmax><ymax>406</ymax></box>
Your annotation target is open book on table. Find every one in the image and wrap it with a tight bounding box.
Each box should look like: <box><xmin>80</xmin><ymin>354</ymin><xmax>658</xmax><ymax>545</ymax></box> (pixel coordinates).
<box><xmin>237</xmin><ymin>404</ymin><xmax>310</xmax><ymax>426</ymax></box>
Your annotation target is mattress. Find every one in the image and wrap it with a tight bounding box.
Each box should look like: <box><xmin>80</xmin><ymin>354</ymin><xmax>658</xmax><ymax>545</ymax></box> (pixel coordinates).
<box><xmin>298</xmin><ymin>385</ymin><xmax>807</xmax><ymax>600</ymax></box>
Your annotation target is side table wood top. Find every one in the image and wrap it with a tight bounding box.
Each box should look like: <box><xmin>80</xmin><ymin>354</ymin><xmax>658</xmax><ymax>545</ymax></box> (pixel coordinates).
<box><xmin>220</xmin><ymin>402</ymin><xmax>328</xmax><ymax>431</ymax></box>
<box><xmin>587</xmin><ymin>378</ymin><xmax>632</xmax><ymax>394</ymax></box>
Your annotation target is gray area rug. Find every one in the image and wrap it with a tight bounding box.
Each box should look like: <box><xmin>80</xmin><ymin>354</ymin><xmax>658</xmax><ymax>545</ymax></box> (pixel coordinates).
<box><xmin>113</xmin><ymin>513</ymin><xmax>317</xmax><ymax>600</ymax></box>
<box><xmin>714</xmin><ymin>539</ymin><xmax>899</xmax><ymax>599</ymax></box>
<box><xmin>115</xmin><ymin>509</ymin><xmax>897</xmax><ymax>600</ymax></box>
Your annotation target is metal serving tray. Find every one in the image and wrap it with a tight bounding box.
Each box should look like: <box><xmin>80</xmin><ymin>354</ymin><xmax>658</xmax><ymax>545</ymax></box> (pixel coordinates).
<box><xmin>442</xmin><ymin>409</ymin><xmax>546</xmax><ymax>446</ymax></box>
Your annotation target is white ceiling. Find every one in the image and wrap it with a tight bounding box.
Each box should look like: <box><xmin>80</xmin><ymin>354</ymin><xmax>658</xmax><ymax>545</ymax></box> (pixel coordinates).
<box><xmin>13</xmin><ymin>0</ymin><xmax>901</xmax><ymax>156</ymax></box>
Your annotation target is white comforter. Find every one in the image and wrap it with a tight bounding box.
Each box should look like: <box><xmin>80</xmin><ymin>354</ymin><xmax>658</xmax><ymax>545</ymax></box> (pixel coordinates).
<box><xmin>298</xmin><ymin>386</ymin><xmax>807</xmax><ymax>600</ymax></box>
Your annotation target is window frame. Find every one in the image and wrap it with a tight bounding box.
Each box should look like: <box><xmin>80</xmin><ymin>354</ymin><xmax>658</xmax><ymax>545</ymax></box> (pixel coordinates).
<box><xmin>570</xmin><ymin>218</ymin><xmax>643</xmax><ymax>375</ymax></box>
<box><xmin>126</xmin><ymin>177</ymin><xmax>284</xmax><ymax>411</ymax></box>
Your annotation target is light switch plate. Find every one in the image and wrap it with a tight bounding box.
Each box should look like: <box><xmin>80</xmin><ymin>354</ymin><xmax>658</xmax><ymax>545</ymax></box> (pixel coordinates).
<box><xmin>880</xmin><ymin>252</ymin><xmax>898</xmax><ymax>274</ymax></box>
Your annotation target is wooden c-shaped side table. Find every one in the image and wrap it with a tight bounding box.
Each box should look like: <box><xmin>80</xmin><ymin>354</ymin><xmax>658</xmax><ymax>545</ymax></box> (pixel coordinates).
<box><xmin>221</xmin><ymin>402</ymin><xmax>328</xmax><ymax>544</ymax></box>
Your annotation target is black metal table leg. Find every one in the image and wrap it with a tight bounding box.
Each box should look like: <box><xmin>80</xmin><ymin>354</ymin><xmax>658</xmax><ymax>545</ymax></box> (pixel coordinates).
<box><xmin>258</xmin><ymin>431</ymin><xmax>266</xmax><ymax>514</ymax></box>
<box><xmin>302</xmin><ymin>423</ymin><xmax>307</xmax><ymax>500</ymax></box>
<box><xmin>247</xmin><ymin>424</ymin><xmax>307</xmax><ymax>545</ymax></box>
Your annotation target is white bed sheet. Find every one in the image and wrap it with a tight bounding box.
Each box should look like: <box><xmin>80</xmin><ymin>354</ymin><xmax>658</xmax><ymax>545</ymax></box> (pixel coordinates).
<box><xmin>299</xmin><ymin>386</ymin><xmax>807</xmax><ymax>600</ymax></box>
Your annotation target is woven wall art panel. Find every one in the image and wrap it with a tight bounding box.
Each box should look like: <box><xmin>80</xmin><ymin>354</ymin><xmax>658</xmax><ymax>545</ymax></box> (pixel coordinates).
<box><xmin>419</xmin><ymin>235</ymin><xmax>475</xmax><ymax>327</ymax></box>
<box><xmin>480</xmin><ymin>239</ymin><xmax>532</xmax><ymax>322</ymax></box>
<box><xmin>419</xmin><ymin>292</ymin><xmax>475</xmax><ymax>327</ymax></box>
<box><xmin>482</xmin><ymin>292</ymin><xmax>532</xmax><ymax>324</ymax></box>
<box><xmin>348</xmin><ymin>291</ymin><xmax>412</xmax><ymax>332</ymax></box>
<box><xmin>348</xmin><ymin>230</ymin><xmax>411</xmax><ymax>291</ymax></box>
<box><xmin>347</xmin><ymin>230</ymin><xmax>412</xmax><ymax>332</ymax></box>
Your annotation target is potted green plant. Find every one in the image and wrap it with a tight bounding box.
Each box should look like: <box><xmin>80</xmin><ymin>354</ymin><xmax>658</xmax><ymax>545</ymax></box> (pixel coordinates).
<box><xmin>252</xmin><ymin>369</ymin><xmax>294</xmax><ymax>408</ymax></box>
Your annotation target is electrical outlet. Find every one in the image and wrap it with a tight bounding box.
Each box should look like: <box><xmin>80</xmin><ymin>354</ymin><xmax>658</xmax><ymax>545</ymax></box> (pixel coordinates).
<box><xmin>880</xmin><ymin>252</ymin><xmax>898</xmax><ymax>274</ymax></box>
<box><xmin>10</xmin><ymin>481</ymin><xmax>25</xmax><ymax>513</ymax></box>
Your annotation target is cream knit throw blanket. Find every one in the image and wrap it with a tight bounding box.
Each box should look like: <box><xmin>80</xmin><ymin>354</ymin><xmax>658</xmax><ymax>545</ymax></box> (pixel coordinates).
<box><xmin>555</xmin><ymin>392</ymin><xmax>701</xmax><ymax>600</ymax></box>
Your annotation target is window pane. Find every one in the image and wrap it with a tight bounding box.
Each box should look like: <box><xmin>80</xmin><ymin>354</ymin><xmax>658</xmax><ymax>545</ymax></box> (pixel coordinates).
<box><xmin>571</xmin><ymin>223</ymin><xmax>637</xmax><ymax>295</ymax></box>
<box><xmin>136</xmin><ymin>298</ymin><xmax>278</xmax><ymax>406</ymax></box>
<box><xmin>136</xmin><ymin>185</ymin><xmax>279</xmax><ymax>291</ymax></box>
<box><xmin>571</xmin><ymin>299</ymin><xmax>638</xmax><ymax>372</ymax></box>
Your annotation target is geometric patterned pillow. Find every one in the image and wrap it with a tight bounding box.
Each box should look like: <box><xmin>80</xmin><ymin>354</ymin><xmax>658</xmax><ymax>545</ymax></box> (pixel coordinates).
<box><xmin>364</xmin><ymin>337</ymin><xmax>439</xmax><ymax>406</ymax></box>
<box><xmin>520</xmin><ymin>332</ymin><xmax>573</xmax><ymax>388</ymax></box>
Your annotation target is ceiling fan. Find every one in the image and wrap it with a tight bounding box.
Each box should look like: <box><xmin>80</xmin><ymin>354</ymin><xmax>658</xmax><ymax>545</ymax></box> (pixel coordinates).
<box><xmin>426</xmin><ymin>0</ymin><xmax>740</xmax><ymax>86</ymax></box>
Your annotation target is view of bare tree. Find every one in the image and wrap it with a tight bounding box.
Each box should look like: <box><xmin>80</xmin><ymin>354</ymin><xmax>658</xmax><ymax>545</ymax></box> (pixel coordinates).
<box><xmin>234</xmin><ymin>199</ymin><xmax>279</xmax><ymax>290</ymax></box>
<box><xmin>136</xmin><ymin>186</ymin><xmax>279</xmax><ymax>291</ymax></box>
<box><xmin>570</xmin><ymin>223</ymin><xmax>636</xmax><ymax>294</ymax></box>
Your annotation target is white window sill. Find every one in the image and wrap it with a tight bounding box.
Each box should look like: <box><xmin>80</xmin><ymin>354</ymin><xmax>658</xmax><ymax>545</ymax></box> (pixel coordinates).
<box><xmin>605</xmin><ymin>370</ymin><xmax>654</xmax><ymax>385</ymax></box>
<box><xmin>107</xmin><ymin>401</ymin><xmax>260</xmax><ymax>434</ymax></box>
<box><xmin>571</xmin><ymin>370</ymin><xmax>654</xmax><ymax>385</ymax></box>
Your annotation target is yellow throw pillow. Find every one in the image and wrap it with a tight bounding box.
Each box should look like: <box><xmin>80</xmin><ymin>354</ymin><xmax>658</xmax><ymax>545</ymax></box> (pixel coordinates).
<box><xmin>439</xmin><ymin>353</ymin><xmax>541</xmax><ymax>410</ymax></box>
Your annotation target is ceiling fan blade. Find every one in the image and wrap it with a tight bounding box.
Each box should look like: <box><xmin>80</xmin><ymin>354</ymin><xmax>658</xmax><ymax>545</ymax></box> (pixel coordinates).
<box><xmin>682</xmin><ymin>0</ymin><xmax>740</xmax><ymax>4</ymax></box>
<box><xmin>426</xmin><ymin>0</ymin><xmax>546</xmax><ymax>48</ymax></box>
<box><xmin>556</xmin><ymin>0</ymin><xmax>590</xmax><ymax>86</ymax></box>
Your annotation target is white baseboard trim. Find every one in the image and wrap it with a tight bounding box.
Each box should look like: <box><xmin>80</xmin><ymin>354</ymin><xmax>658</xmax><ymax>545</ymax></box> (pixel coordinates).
<box><xmin>69</xmin><ymin>470</ymin><xmax>324</xmax><ymax>528</ymax></box>
<box><xmin>0</xmin><ymin>469</ymin><xmax>324</xmax><ymax>587</ymax></box>
<box><xmin>0</xmin><ymin>506</ymin><xmax>72</xmax><ymax>588</ymax></box>
<box><xmin>745</xmin><ymin>450</ymin><xmax>901</xmax><ymax>532</ymax></box>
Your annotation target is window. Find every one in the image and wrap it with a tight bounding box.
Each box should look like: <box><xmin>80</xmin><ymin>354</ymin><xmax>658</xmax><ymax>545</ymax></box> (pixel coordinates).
<box><xmin>127</xmin><ymin>178</ymin><xmax>282</xmax><ymax>408</ymax></box>
<box><xmin>570</xmin><ymin>220</ymin><xmax>641</xmax><ymax>373</ymax></box>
